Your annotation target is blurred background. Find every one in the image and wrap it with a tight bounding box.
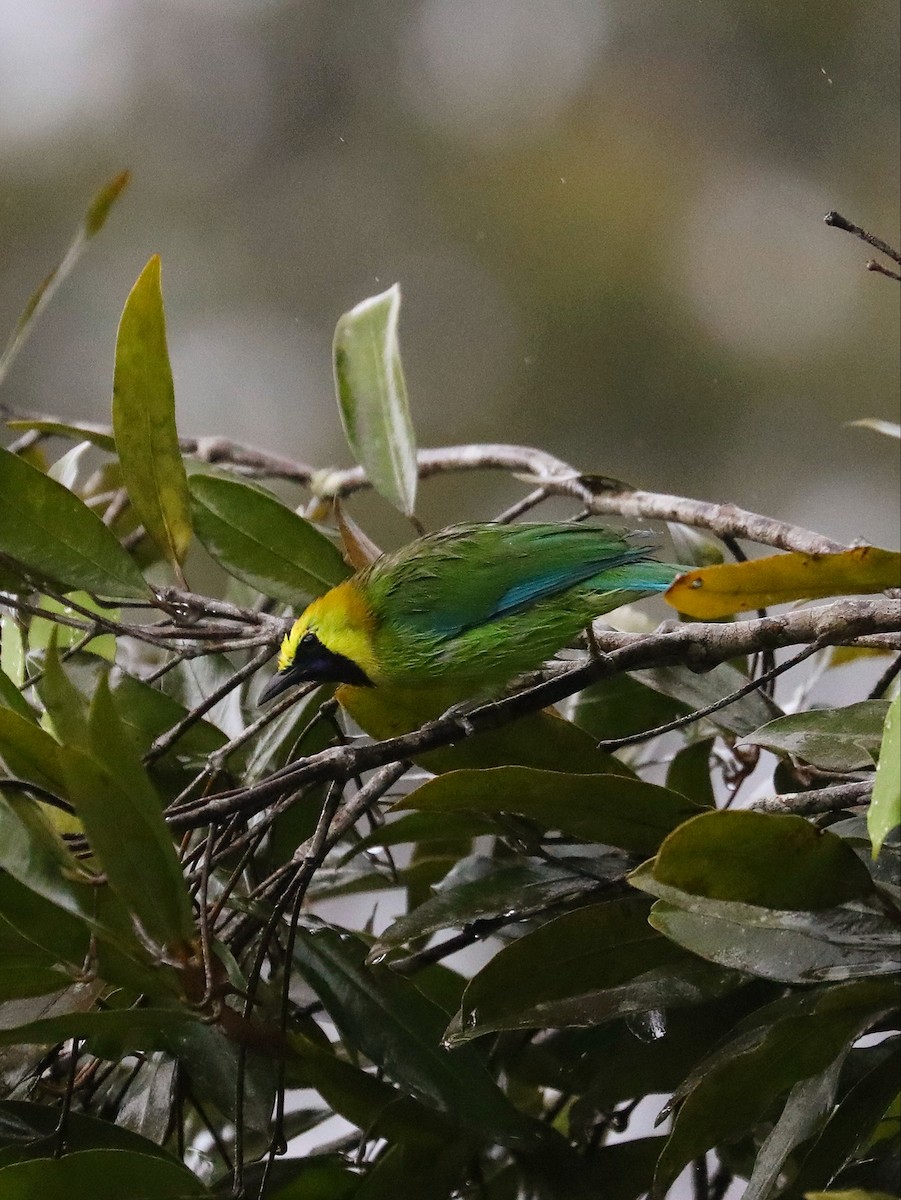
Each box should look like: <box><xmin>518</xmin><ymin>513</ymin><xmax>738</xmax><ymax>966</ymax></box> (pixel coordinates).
<box><xmin>1</xmin><ymin>0</ymin><xmax>899</xmax><ymax>548</ymax></box>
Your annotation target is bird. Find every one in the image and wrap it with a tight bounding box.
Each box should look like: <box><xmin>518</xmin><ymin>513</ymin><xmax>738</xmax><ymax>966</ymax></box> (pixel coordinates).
<box><xmin>258</xmin><ymin>523</ymin><xmax>679</xmax><ymax>757</ymax></box>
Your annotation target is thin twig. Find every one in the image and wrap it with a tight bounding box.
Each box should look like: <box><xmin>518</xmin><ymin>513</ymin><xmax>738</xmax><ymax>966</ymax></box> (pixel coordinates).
<box><xmin>824</xmin><ymin>210</ymin><xmax>901</xmax><ymax>265</ymax></box>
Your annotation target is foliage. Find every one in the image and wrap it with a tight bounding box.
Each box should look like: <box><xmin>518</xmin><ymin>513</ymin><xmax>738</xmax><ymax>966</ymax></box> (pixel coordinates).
<box><xmin>0</xmin><ymin>182</ymin><xmax>898</xmax><ymax>1199</ymax></box>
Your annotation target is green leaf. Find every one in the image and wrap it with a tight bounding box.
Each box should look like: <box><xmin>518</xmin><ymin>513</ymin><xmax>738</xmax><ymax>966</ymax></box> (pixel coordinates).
<box><xmin>393</xmin><ymin>767</ymin><xmax>705</xmax><ymax>855</ymax></box>
<box><xmin>652</xmin><ymin>979</ymin><xmax>900</xmax><ymax>1198</ymax></box>
<box><xmin>109</xmin><ymin>671</ymin><xmax>227</xmax><ymax>762</ymax></box>
<box><xmin>333</xmin><ymin>283</ymin><xmax>418</xmax><ymax>516</ymax></box>
<box><xmin>28</xmin><ymin>593</ymin><xmax>117</xmax><ymax>660</ymax></box>
<box><xmin>371</xmin><ymin>856</ymin><xmax>627</xmax><ymax>957</ymax></box>
<box><xmin>292</xmin><ymin>921</ymin><xmax>537</xmax><ymax>1147</ymax></box>
<box><xmin>0</xmin><ymin>674</ymin><xmax>32</xmax><ymax>726</ymax></box>
<box><xmin>639</xmin><ymin>811</ymin><xmax>875</xmax><ymax>910</ymax></box>
<box><xmin>0</xmin><ymin>171</ymin><xmax>130</xmax><ymax>389</ymax></box>
<box><xmin>37</xmin><ymin>634</ymin><xmax>90</xmax><ymax>750</ymax></box>
<box><xmin>740</xmin><ymin>701</ymin><xmax>891</xmax><ymax>771</ymax></box>
<box><xmin>112</xmin><ymin>256</ymin><xmax>192</xmax><ymax>579</ymax></box>
<box><xmin>632</xmin><ymin>661</ymin><xmax>782</xmax><ymax>736</ymax></box>
<box><xmin>788</xmin><ymin>1039</ymin><xmax>901</xmax><ymax>1198</ymax></box>
<box><xmin>742</xmin><ymin>1051</ymin><xmax>847</xmax><ymax>1200</ymax></box>
<box><xmin>666</xmin><ymin>739</ymin><xmax>716</xmax><ymax>807</ymax></box>
<box><xmin>646</xmin><ymin>896</ymin><xmax>899</xmax><ymax>984</ymax></box>
<box><xmin>0</xmin><ymin>1007</ymin><xmax>200</xmax><ymax>1057</ymax></box>
<box><xmin>0</xmin><ymin>1098</ymin><xmax>183</xmax><ymax>1166</ymax></box>
<box><xmin>0</xmin><ymin>447</ymin><xmax>150</xmax><ymax>599</ymax></box>
<box><xmin>189</xmin><ymin>473</ymin><xmax>349</xmax><ymax>603</ymax></box>
<box><xmin>58</xmin><ymin>681</ymin><xmax>194</xmax><ymax>949</ymax></box>
<box><xmin>449</xmin><ymin>896</ymin><xmax>742</xmax><ymax>1044</ymax></box>
<box><xmin>572</xmin><ymin>674</ymin><xmax>689</xmax><ymax>741</ymax></box>
<box><xmin>287</xmin><ymin>1032</ymin><xmax>453</xmax><ymax>1144</ymax></box>
<box><xmin>0</xmin><ymin>705</ymin><xmax>67</xmax><ymax>794</ymax></box>
<box><xmin>0</xmin><ymin>1148</ymin><xmax>209</xmax><ymax>1198</ymax></box>
<box><xmin>869</xmin><ymin>695</ymin><xmax>900</xmax><ymax>856</ymax></box>
<box><xmin>0</xmin><ymin>614</ymin><xmax>26</xmax><ymax>687</ymax></box>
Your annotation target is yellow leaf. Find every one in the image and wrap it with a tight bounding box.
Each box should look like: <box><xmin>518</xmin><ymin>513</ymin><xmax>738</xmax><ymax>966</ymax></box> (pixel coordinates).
<box><xmin>665</xmin><ymin>546</ymin><xmax>901</xmax><ymax>619</ymax></box>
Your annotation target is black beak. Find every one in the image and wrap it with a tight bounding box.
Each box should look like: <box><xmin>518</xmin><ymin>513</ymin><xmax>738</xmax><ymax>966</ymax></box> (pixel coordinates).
<box><xmin>258</xmin><ymin>667</ymin><xmax>305</xmax><ymax>705</ymax></box>
<box><xmin>258</xmin><ymin>636</ymin><xmax>373</xmax><ymax>705</ymax></box>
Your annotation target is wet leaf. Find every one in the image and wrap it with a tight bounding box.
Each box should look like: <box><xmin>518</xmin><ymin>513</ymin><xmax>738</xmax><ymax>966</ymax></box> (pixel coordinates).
<box><xmin>371</xmin><ymin>856</ymin><xmax>625</xmax><ymax>957</ymax></box>
<box><xmin>449</xmin><ymin>897</ymin><xmax>741</xmax><ymax>1044</ymax></box>
<box><xmin>112</xmin><ymin>256</ymin><xmax>192</xmax><ymax>580</ymax></box>
<box><xmin>740</xmin><ymin>701</ymin><xmax>890</xmax><ymax>771</ymax></box>
<box><xmin>666</xmin><ymin>546</ymin><xmax>901</xmax><ymax>618</ymax></box>
<box><xmin>333</xmin><ymin>283</ymin><xmax>417</xmax><ymax>516</ymax></box>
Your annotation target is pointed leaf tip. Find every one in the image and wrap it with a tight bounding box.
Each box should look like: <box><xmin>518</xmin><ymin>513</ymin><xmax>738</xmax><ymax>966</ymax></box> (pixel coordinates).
<box><xmin>113</xmin><ymin>256</ymin><xmax>193</xmax><ymax>580</ymax></box>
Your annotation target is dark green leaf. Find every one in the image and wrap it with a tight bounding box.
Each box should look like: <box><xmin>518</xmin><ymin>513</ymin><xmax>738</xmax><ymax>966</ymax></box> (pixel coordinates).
<box><xmin>787</xmin><ymin>1039</ymin><xmax>901</xmax><ymax>1197</ymax></box>
<box><xmin>372</xmin><ymin>856</ymin><xmax>629</xmax><ymax>956</ymax></box>
<box><xmin>450</xmin><ymin>896</ymin><xmax>742</xmax><ymax>1044</ymax></box>
<box><xmin>743</xmin><ymin>1052</ymin><xmax>846</xmax><ymax>1200</ymax></box>
<box><xmin>59</xmin><ymin>682</ymin><xmax>194</xmax><ymax>948</ymax></box>
<box><xmin>0</xmin><ymin>447</ymin><xmax>150</xmax><ymax>599</ymax></box>
<box><xmin>288</xmin><ymin>1032</ymin><xmax>452</xmax><ymax>1143</ymax></box>
<box><xmin>639</xmin><ymin>811</ymin><xmax>875</xmax><ymax>909</ymax></box>
<box><xmin>740</xmin><ymin>701</ymin><xmax>891</xmax><ymax>771</ymax></box>
<box><xmin>112</xmin><ymin>256</ymin><xmax>192</xmax><ymax>578</ymax></box>
<box><xmin>633</xmin><ymin>661</ymin><xmax>781</xmax><ymax>736</ymax></box>
<box><xmin>572</xmin><ymin>674</ymin><xmax>688</xmax><ymax>741</ymax></box>
<box><xmin>652</xmin><ymin>979</ymin><xmax>899</xmax><ymax>1198</ymax></box>
<box><xmin>647</xmin><ymin>898</ymin><xmax>899</xmax><ymax>983</ymax></box>
<box><xmin>0</xmin><ymin>1098</ymin><xmax>183</xmax><ymax>1165</ymax></box>
<box><xmin>0</xmin><ymin>1148</ymin><xmax>208</xmax><ymax>1198</ymax></box>
<box><xmin>109</xmin><ymin>671</ymin><xmax>227</xmax><ymax>761</ymax></box>
<box><xmin>190</xmin><ymin>472</ymin><xmax>349</xmax><ymax>602</ymax></box>
<box><xmin>666</xmin><ymin>738</ymin><xmax>716</xmax><ymax>807</ymax></box>
<box><xmin>393</xmin><ymin>767</ymin><xmax>704</xmax><ymax>855</ymax></box>
<box><xmin>292</xmin><ymin>921</ymin><xmax>537</xmax><ymax>1147</ymax></box>
<box><xmin>333</xmin><ymin>284</ymin><xmax>417</xmax><ymax>516</ymax></box>
<box><xmin>0</xmin><ymin>1008</ymin><xmax>200</xmax><ymax>1056</ymax></box>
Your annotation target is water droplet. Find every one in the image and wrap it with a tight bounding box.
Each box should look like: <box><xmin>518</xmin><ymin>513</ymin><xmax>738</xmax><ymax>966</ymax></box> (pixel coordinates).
<box><xmin>627</xmin><ymin>1008</ymin><xmax>666</xmax><ymax>1042</ymax></box>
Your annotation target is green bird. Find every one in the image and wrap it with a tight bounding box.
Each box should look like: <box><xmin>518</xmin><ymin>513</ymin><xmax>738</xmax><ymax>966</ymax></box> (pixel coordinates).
<box><xmin>259</xmin><ymin>523</ymin><xmax>679</xmax><ymax>746</ymax></box>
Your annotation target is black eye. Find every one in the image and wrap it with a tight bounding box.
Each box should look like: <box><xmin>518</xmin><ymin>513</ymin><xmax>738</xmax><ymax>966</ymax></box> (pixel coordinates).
<box><xmin>301</xmin><ymin>632</ymin><xmax>317</xmax><ymax>646</ymax></box>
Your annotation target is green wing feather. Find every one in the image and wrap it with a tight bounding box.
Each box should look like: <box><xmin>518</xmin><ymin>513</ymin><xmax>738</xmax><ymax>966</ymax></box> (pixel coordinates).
<box><xmin>363</xmin><ymin>524</ymin><xmax>678</xmax><ymax>690</ymax></box>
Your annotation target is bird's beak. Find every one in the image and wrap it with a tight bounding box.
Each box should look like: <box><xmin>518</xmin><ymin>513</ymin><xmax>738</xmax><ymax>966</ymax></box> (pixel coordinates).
<box><xmin>258</xmin><ymin>640</ymin><xmax>374</xmax><ymax>705</ymax></box>
<box><xmin>258</xmin><ymin>667</ymin><xmax>303</xmax><ymax>705</ymax></box>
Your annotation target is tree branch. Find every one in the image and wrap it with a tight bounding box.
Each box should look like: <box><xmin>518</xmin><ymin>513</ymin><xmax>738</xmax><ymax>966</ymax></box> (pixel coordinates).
<box><xmin>168</xmin><ymin>596</ymin><xmax>900</xmax><ymax>829</ymax></box>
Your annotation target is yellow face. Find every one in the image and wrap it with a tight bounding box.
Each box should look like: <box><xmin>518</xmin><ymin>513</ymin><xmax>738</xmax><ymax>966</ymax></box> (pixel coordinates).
<box><xmin>278</xmin><ymin>581</ymin><xmax>382</xmax><ymax>685</ymax></box>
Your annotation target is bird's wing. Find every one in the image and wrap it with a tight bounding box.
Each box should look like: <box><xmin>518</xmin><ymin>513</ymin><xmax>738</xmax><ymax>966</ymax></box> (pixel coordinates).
<box><xmin>370</xmin><ymin>523</ymin><xmax>674</xmax><ymax>640</ymax></box>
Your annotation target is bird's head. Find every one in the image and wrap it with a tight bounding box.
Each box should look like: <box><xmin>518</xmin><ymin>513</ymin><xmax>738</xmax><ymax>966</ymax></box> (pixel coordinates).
<box><xmin>259</xmin><ymin>581</ymin><xmax>377</xmax><ymax>704</ymax></box>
